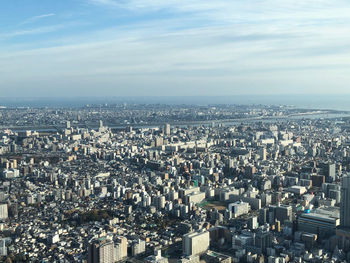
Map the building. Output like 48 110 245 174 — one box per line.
336 175 350 251
2 169 20 179
202 250 232 263
267 204 293 225
320 162 336 181
145 250 169 263
48 233 60 244
255 225 272 254
185 191 206 205
0 238 7 256
115 236 127 261
259 208 268 225
0 204 8 220
88 238 115 263
155 137 164 147
340 175 350 228
183 230 210 256
164 124 171 135
228 201 250 218
132 239 146 256
232 231 255 250
248 216 259 230
275 204 292 224
259 148 267 161
297 207 340 238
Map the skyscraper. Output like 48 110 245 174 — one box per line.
340 175 350 228
336 175 350 251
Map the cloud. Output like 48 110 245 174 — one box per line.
21 13 55 25
1 0 350 96
0 24 67 40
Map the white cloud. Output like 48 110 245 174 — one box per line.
21 13 55 25
0 25 64 40
1 0 350 95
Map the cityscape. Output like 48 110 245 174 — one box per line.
2 0 350 262
1 104 350 262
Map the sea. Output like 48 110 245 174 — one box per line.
0 94 349 111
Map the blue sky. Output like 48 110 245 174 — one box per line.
1 0 350 97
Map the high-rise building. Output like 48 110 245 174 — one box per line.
88 238 115 263
164 124 171 135
259 208 268 225
248 216 259 230
340 175 350 228
336 175 350 251
275 204 292 224
259 147 267 161
66 120 71 129
0 238 7 256
0 204 8 220
320 162 336 182
182 230 210 256
115 236 127 261
255 225 272 254
155 137 164 147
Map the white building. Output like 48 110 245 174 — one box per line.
182 230 210 256
0 204 8 220
132 239 146 256
2 169 20 179
0 238 7 256
228 201 250 218
115 236 127 262
185 191 206 205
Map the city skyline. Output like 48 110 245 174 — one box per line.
1 0 350 97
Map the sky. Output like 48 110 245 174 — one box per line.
1 0 350 97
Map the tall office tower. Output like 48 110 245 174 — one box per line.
182 230 210 256
329 163 336 181
326 163 336 182
258 208 268 225
99 120 104 128
337 175 350 251
0 204 8 220
88 238 115 263
164 123 171 135
66 121 71 129
341 175 350 228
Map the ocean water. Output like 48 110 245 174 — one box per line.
0 94 349 111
